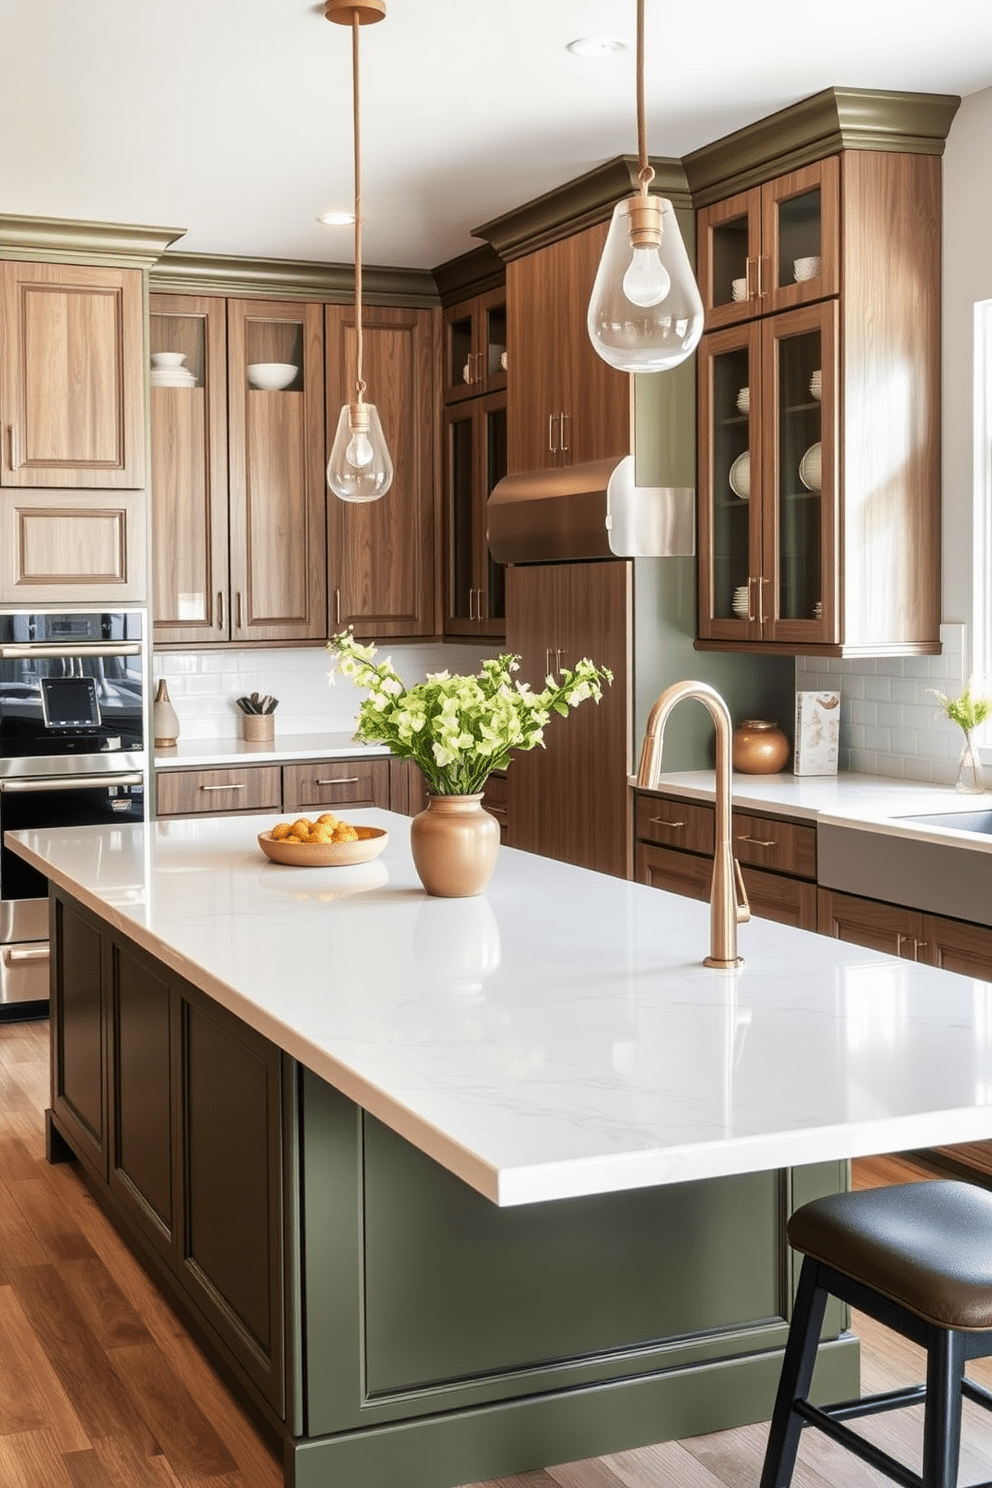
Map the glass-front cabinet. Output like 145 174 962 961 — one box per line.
697 159 839 331
442 288 507 405
443 392 506 637
698 301 837 647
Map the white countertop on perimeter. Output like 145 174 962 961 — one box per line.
11 810 992 1207
154 732 389 770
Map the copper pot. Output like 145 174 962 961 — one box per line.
732 719 790 774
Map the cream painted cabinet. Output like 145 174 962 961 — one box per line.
0 259 147 602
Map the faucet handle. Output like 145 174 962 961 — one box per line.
733 857 751 925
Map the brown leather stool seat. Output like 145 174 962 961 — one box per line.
760 1180 992 1488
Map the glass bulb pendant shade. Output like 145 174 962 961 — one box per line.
327 401 393 503
588 194 705 373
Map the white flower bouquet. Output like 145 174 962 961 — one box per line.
328 629 612 796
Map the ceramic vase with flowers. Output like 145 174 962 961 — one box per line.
328 630 612 896
929 681 990 794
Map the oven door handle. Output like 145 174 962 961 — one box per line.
0 772 145 793
0 643 143 660
2 945 50 966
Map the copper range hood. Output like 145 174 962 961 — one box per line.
487 455 694 564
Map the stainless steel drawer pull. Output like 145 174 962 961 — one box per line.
648 817 685 830
316 777 359 786
0 642 143 660
2 946 50 966
737 835 777 849
200 783 246 791
0 772 144 794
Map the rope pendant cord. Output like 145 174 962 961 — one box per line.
351 9 365 403
635 0 654 195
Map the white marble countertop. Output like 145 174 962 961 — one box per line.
154 732 389 770
10 810 992 1208
637 770 992 854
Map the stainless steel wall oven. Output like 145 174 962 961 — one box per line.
1 610 148 1017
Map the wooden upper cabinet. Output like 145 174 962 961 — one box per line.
506 222 631 474
227 298 327 643
442 286 507 404
0 259 145 489
150 294 230 644
325 303 438 639
697 158 840 331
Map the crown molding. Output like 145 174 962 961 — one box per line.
0 214 186 267
474 155 692 263
431 244 505 306
684 87 960 205
149 250 440 306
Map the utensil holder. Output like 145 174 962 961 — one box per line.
243 713 274 743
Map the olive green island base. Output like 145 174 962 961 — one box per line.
47 889 859 1488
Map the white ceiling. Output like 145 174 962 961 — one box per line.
3 0 992 272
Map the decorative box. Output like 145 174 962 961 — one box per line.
794 691 840 775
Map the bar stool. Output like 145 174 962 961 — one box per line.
760 1180 992 1488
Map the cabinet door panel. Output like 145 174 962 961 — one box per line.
740 866 817 931
1 261 145 489
228 299 326 642
922 915 992 982
697 186 762 331
559 224 631 468
150 294 229 643
0 489 146 604
635 794 714 856
816 888 921 958
761 158 840 314
507 247 562 474
326 305 437 638
51 895 107 1178
636 841 711 901
110 940 178 1263
156 767 282 818
180 994 284 1413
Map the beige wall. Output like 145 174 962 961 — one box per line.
941 84 992 664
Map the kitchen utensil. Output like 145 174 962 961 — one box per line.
246 362 298 390
258 826 388 867
729 451 751 499
799 443 822 491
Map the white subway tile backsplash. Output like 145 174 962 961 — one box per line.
153 641 501 745
797 623 970 787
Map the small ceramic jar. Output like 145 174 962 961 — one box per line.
732 719 790 774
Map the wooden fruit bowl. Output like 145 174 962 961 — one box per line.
257 826 388 867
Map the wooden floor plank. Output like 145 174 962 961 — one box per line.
0 1286 91 1452
8 1262 162 1452
0 1426 79 1488
105 1340 241 1484
0 1169 52 1267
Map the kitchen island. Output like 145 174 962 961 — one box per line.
10 809 992 1488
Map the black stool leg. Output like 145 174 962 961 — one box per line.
760 1258 829 1488
922 1327 966 1488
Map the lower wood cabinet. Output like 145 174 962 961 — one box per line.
634 791 818 931
49 892 287 1416
156 757 390 818
817 887 992 977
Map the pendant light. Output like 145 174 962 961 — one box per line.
325 0 393 502
587 0 704 373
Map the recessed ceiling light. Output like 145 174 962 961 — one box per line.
317 210 356 227
566 36 626 57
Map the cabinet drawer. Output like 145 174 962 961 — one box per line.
156 766 281 818
635 842 710 901
635 795 714 855
733 812 816 880
282 759 389 812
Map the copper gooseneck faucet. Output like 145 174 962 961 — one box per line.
636 680 751 968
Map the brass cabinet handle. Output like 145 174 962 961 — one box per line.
757 255 767 298
737 835 777 849
217 591 225 631
648 817 685 830
8 425 18 470
747 576 756 623
548 413 558 454
200 783 246 792
334 588 341 626
744 258 753 301
560 412 570 453
315 777 359 786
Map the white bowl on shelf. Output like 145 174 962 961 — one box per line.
247 362 298 390
794 256 821 282
151 351 187 369
810 369 822 401
732 583 750 618
729 451 750 500
731 276 747 302
736 386 750 414
799 442 822 492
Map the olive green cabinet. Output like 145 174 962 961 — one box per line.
49 890 286 1417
